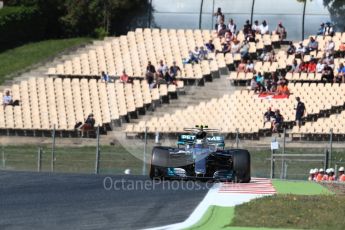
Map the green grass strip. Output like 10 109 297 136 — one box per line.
186 205 298 230
0 37 92 84
273 180 333 195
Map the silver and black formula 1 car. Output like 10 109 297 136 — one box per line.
149 126 251 182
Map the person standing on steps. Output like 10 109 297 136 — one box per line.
294 97 305 129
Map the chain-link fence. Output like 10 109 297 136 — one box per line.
1 127 345 181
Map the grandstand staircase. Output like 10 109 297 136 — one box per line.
107 72 236 138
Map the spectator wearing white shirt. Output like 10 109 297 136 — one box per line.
275 22 287 40
252 20 260 33
3 91 13 108
296 43 306 58
198 46 208 61
260 20 269 35
324 40 335 56
246 59 254 72
316 60 325 73
227 19 237 34
157 60 169 76
214 7 224 30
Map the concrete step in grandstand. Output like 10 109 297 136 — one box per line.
122 73 233 125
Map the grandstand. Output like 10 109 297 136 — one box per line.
1 28 345 140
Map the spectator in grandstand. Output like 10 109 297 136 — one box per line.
276 83 290 96
321 64 334 82
317 23 325 36
294 97 305 129
259 20 269 35
323 22 334 36
120 70 132 84
306 37 318 53
274 22 287 40
243 20 252 35
155 71 167 87
307 59 317 73
325 55 334 68
198 46 208 61
205 40 215 52
101 71 110 83
227 19 237 34
308 169 315 181
230 40 241 54
255 72 265 92
157 60 169 76
324 40 335 56
252 20 260 34
146 62 156 87
287 42 296 55
289 59 300 73
240 40 250 59
277 75 289 86
193 47 200 60
146 61 156 78
80 113 95 137
298 60 308 73
214 7 224 30
246 59 254 72
250 76 258 92
169 61 181 80
184 50 199 64
338 167 345 182
295 43 306 58
246 30 256 43
224 31 233 43
216 42 231 55
339 42 345 57
2 90 14 108
272 109 283 133
335 63 345 83
316 59 325 73
264 107 275 126
217 20 227 37
261 49 276 62
237 59 246 72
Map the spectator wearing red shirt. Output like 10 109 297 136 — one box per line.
299 60 308 73
307 60 317 73
120 70 132 83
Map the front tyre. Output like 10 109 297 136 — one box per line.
232 150 251 183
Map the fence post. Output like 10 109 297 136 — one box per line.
284 162 288 179
329 128 333 168
2 146 5 169
281 128 286 179
37 147 42 172
51 125 56 172
95 126 100 174
324 149 329 171
143 126 148 176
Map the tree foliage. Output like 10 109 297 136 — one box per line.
2 0 147 39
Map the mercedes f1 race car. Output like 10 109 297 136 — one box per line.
149 126 251 182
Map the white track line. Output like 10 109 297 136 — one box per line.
145 178 276 230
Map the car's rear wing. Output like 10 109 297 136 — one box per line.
177 134 225 147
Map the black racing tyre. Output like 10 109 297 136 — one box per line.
232 150 251 183
149 147 170 179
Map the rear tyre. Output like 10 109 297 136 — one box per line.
232 150 251 183
149 147 170 180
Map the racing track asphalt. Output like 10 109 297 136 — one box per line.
0 171 211 230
